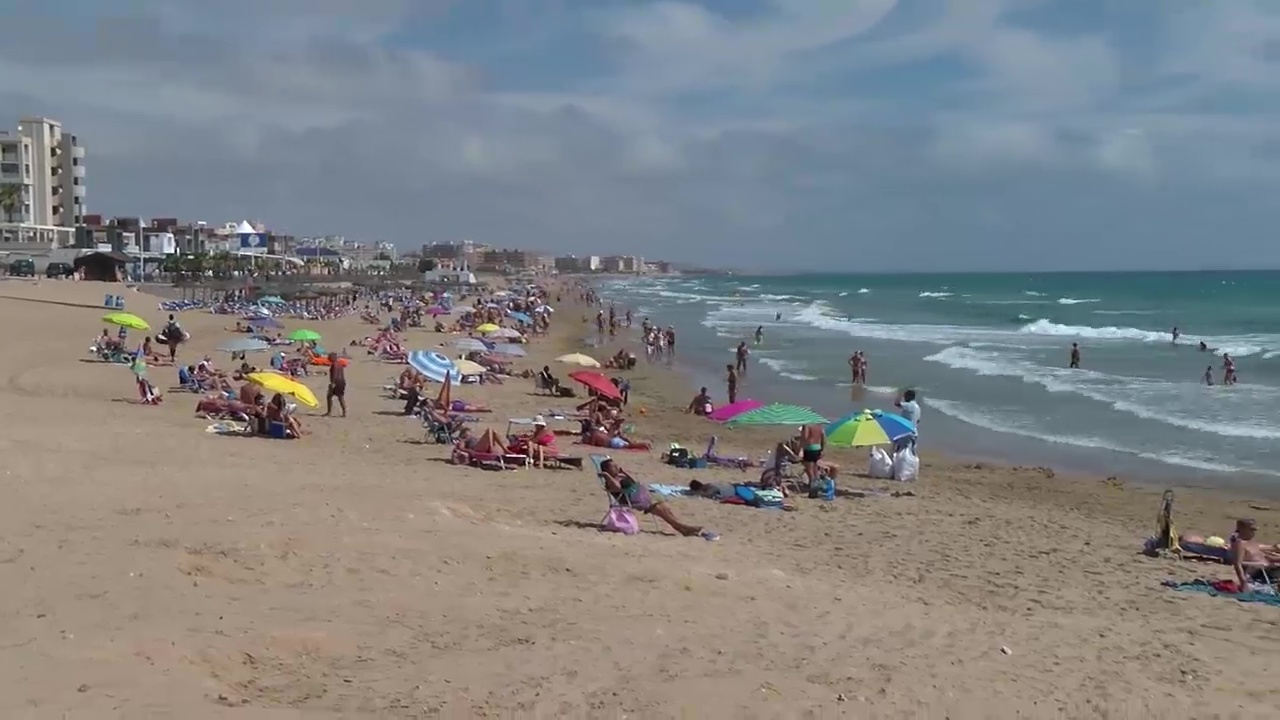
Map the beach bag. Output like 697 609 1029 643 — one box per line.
602 507 640 535
666 447 691 467
869 447 893 479
893 447 919 482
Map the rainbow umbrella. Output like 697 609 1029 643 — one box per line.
725 403 826 428
825 409 915 447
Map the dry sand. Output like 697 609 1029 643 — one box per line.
1 277 1279 719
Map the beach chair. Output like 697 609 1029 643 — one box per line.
136 377 163 405
590 454 658 532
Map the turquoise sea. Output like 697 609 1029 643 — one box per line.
602 271 1280 482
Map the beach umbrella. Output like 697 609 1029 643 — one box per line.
287 328 322 342
484 327 521 339
509 311 533 325
408 350 457 383
103 311 150 331
250 317 284 329
568 370 622 401
725 403 827 428
246 371 319 408
259 295 286 305
475 323 501 334
451 337 491 353
426 305 449 316
556 352 601 368
487 344 527 357
218 338 270 353
707 399 764 423
825 410 915 447
454 359 487 377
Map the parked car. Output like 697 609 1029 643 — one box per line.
45 261 73 278
7 259 35 277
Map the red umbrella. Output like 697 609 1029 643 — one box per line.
568 370 622 401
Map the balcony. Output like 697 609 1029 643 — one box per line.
50 145 61 158
73 165 85 178
73 184 85 197
73 146 85 159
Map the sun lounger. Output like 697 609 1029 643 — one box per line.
591 454 659 531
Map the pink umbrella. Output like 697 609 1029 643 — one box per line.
427 306 449 316
708 399 763 422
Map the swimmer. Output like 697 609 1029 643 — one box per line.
1068 342 1081 369
1203 366 1213 386
775 311 782 322
754 325 763 345
1171 326 1179 344
1198 341 1208 352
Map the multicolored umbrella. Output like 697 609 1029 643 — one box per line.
568 370 622 401
725 403 827 428
103 311 150 331
825 410 915 447
707 399 763 423
408 350 456 383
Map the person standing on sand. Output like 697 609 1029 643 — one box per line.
726 365 738 404
735 341 749 375
1069 343 1081 369
799 423 825 489
324 352 347 417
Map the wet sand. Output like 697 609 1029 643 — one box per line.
1 277 1278 718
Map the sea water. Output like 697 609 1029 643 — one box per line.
601 271 1280 483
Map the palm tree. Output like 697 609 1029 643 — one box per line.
0 184 22 223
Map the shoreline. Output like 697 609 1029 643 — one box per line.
595 274 1278 491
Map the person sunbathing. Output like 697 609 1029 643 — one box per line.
599 458 703 537
266 393 304 438
510 416 558 467
584 427 649 450
453 428 508 464
140 336 164 363
1230 519 1280 589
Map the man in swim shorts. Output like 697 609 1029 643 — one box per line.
325 352 347 417
799 423 825 489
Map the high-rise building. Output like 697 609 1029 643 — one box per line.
0 116 85 227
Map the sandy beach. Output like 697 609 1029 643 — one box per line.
1 276 1279 719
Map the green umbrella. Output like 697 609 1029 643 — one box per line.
725 403 827 428
287 329 322 342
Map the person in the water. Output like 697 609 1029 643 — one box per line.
754 326 763 345
1171 326 1180 344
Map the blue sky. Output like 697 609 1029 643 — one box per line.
2 0 1278 270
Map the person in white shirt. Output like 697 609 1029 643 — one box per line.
895 389 921 449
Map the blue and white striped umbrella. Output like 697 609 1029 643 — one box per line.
451 338 490 352
408 350 457 383
487 343 527 357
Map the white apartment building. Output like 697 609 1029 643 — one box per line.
0 116 86 227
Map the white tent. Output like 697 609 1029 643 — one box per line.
234 220 256 234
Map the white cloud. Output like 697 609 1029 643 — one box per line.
0 0 1277 268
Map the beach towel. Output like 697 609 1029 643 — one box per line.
1163 579 1280 606
205 421 250 436
647 484 689 497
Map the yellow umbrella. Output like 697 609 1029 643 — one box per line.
475 323 500 334
454 359 487 376
246 372 319 408
556 352 601 368
103 312 150 331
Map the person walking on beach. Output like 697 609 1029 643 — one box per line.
735 341 749 375
1069 343 1081 369
324 352 347 417
726 365 738 404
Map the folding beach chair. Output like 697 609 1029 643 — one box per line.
590 454 659 532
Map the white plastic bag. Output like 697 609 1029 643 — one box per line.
868 447 894 479
892 446 919 482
